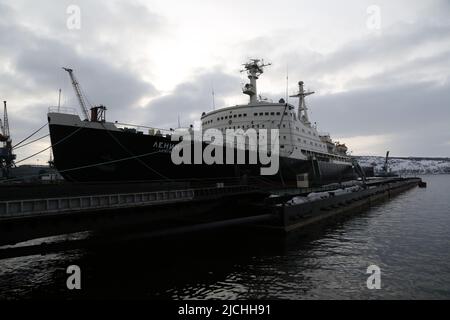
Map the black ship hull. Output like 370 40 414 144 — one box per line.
48 122 355 186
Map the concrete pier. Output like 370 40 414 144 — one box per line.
0 177 423 257
265 177 422 233
0 184 263 246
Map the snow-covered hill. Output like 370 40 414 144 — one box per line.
356 156 450 175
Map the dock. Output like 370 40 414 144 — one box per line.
264 177 422 233
0 177 423 258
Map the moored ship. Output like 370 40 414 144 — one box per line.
48 60 356 186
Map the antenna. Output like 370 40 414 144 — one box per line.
57 88 61 111
211 82 216 111
240 58 272 104
285 64 289 105
290 81 315 125
177 114 181 128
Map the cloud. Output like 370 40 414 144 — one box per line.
309 80 450 156
257 20 450 93
133 69 241 129
0 0 163 162
334 134 393 156
234 6 450 156
1 0 449 164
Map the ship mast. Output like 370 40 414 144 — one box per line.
241 59 271 104
290 81 314 126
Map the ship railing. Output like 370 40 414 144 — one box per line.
114 122 176 137
48 106 79 115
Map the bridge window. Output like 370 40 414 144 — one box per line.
276 112 280 115
254 113 258 116
265 112 269 116
259 112 263 116
270 112 274 115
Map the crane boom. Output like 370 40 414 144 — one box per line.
383 151 390 173
62 67 90 120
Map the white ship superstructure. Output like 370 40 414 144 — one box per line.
201 59 350 164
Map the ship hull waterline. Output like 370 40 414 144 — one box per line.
48 123 356 187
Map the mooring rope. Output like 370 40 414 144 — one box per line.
100 122 173 181
12 123 48 149
13 134 50 150
14 125 84 165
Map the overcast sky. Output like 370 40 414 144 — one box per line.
0 0 449 164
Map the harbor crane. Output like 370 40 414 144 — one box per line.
0 101 16 178
376 150 397 177
62 67 91 121
62 67 107 122
383 151 390 173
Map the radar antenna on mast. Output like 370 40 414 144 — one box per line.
240 59 271 104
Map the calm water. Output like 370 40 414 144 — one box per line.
1 174 450 300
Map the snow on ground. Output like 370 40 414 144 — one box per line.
356 156 450 175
